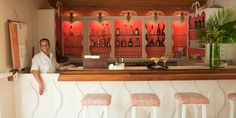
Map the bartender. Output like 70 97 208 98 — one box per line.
31 38 74 95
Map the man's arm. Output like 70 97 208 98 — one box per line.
31 70 44 95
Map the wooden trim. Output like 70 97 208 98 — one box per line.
59 69 236 81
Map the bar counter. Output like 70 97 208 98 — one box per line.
59 66 236 81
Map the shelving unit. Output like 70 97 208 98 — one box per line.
89 21 112 58
188 12 206 61
62 21 83 59
114 20 142 58
145 21 166 57
59 15 190 61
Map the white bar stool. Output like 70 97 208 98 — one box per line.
228 93 236 118
175 92 209 118
81 93 111 118
130 93 160 118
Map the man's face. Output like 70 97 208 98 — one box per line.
40 40 50 54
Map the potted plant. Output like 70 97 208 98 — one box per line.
200 8 236 68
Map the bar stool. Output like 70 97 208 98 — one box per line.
228 93 236 118
175 92 209 118
81 93 112 118
130 93 160 118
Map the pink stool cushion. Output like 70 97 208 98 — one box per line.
131 93 160 106
228 93 236 101
175 92 209 104
81 93 112 106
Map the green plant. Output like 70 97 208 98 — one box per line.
200 8 236 44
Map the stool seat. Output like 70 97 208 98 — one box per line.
131 93 160 106
228 93 236 101
175 92 209 104
82 93 111 106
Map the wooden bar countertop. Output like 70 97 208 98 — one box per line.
58 66 236 81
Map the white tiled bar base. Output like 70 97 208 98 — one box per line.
15 74 236 118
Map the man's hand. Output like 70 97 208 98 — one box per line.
39 83 45 95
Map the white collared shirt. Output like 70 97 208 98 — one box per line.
31 51 59 73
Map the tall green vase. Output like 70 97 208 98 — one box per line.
209 43 220 68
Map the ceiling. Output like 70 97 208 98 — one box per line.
48 0 207 16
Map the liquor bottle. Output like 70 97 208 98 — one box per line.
161 37 165 46
101 36 105 47
128 38 133 47
124 24 128 35
101 23 105 35
70 25 73 36
150 38 154 47
116 39 120 47
150 25 154 35
121 39 126 47
91 41 95 47
157 23 161 36
116 28 120 36
135 38 140 47
130 25 134 36
135 28 139 35
107 37 110 47
97 37 100 47
194 18 198 29
202 16 205 28
198 20 202 29
156 37 160 46
162 24 165 36
145 34 148 41
105 23 110 35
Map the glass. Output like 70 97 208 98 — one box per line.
151 57 160 67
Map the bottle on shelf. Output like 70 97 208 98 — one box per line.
135 28 139 35
157 23 161 36
202 16 205 28
121 39 126 47
116 28 120 36
105 23 110 35
150 25 154 35
130 25 134 36
194 19 198 29
124 24 128 35
128 38 133 47
135 37 140 47
145 33 148 41
156 37 160 47
107 37 110 47
150 38 154 47
101 23 105 35
116 38 120 47
161 37 165 46
101 36 105 47
162 24 165 36
97 37 100 47
70 25 73 36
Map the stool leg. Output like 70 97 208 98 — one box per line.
202 104 207 118
194 105 198 118
131 107 136 118
230 100 234 118
104 106 109 118
181 104 187 118
83 106 88 118
152 107 158 118
176 101 180 118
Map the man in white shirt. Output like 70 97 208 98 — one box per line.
31 38 74 95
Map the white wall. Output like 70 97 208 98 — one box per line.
207 0 236 12
0 79 16 118
0 0 51 73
